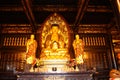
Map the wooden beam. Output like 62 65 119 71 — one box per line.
0 5 77 12
21 0 37 33
110 0 120 30
0 5 112 12
0 6 23 11
33 5 77 12
87 5 112 12
74 0 90 29
79 24 108 28
0 24 31 27
0 24 108 28
74 0 85 25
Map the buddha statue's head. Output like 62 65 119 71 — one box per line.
75 34 80 40
30 34 35 40
51 24 59 34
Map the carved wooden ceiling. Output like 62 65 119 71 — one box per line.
0 0 120 51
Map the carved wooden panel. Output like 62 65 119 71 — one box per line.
1 34 29 47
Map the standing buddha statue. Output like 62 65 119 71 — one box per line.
73 34 84 64
26 34 37 66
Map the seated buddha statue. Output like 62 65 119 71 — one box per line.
40 24 70 60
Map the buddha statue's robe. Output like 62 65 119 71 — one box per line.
45 34 65 49
40 47 70 60
40 34 70 60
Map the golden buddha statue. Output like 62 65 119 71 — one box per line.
73 34 84 64
26 34 37 66
40 24 70 60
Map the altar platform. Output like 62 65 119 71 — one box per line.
16 71 93 80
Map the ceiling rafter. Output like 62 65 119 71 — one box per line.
74 0 85 25
21 0 37 33
74 0 90 28
109 0 120 30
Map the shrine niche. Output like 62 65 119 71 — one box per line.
39 13 71 61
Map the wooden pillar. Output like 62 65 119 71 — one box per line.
108 32 118 69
